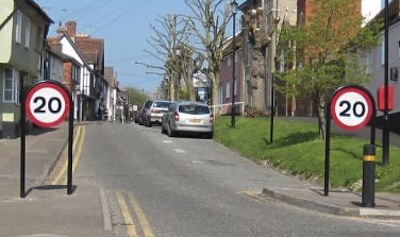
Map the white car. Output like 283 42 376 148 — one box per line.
161 101 214 139
142 100 171 127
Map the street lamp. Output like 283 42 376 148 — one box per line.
75 84 81 123
231 0 238 128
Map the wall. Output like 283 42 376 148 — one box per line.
363 22 400 115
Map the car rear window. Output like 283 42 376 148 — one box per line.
179 104 210 114
153 101 171 108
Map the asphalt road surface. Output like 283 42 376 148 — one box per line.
73 122 400 237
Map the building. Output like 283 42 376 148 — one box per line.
47 20 105 121
104 67 117 121
0 0 52 138
219 33 245 115
359 0 400 132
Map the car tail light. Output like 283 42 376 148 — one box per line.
174 112 179 121
209 114 214 123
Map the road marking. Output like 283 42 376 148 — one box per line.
116 192 138 237
238 190 272 203
127 193 155 237
72 126 85 173
162 140 173 143
51 125 85 185
174 148 186 154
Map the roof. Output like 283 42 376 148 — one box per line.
373 0 400 23
47 34 95 74
26 0 53 24
104 67 116 86
75 37 104 70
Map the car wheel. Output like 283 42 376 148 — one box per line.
167 123 176 137
206 132 213 139
161 124 166 134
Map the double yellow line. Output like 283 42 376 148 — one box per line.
116 191 155 237
51 125 86 185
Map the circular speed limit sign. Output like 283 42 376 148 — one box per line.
25 81 70 128
330 86 374 131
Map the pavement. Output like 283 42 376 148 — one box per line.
261 117 400 218
0 118 400 236
0 122 112 237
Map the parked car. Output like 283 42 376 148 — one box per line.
161 101 214 139
137 100 153 125
142 100 171 127
134 105 142 123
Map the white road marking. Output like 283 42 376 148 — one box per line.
174 148 186 153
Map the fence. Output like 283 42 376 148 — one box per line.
209 102 245 118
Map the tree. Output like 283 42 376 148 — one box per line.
126 87 148 107
175 43 204 101
242 5 271 112
276 0 381 139
148 14 190 101
184 0 231 105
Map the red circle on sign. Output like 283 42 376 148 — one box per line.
25 82 70 128
330 86 373 131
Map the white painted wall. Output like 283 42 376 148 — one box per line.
59 36 91 96
362 0 382 24
360 21 400 115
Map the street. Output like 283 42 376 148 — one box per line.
67 122 400 237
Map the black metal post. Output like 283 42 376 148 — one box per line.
270 74 274 143
362 144 376 207
77 94 81 123
67 95 74 195
20 76 26 198
230 1 237 128
325 109 331 196
383 0 389 166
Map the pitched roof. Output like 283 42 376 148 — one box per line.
75 36 104 70
47 34 94 73
104 67 116 86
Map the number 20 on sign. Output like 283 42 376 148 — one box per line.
330 86 374 131
25 81 70 128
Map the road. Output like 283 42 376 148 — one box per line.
72 122 400 237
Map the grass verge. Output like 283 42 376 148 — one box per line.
213 116 400 193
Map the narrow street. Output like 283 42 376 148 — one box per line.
72 122 400 237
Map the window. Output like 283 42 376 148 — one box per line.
24 19 31 48
398 41 400 58
3 69 19 103
15 11 22 44
226 82 230 99
234 80 237 96
391 67 398 81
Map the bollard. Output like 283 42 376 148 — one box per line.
362 144 376 207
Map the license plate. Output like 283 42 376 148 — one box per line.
188 119 202 124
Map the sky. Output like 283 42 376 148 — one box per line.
34 0 197 93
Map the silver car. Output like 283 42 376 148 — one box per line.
143 100 171 127
161 101 214 139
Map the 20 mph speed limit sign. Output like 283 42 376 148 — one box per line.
329 85 374 131
25 81 71 128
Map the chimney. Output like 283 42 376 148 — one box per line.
65 20 77 40
56 21 66 36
